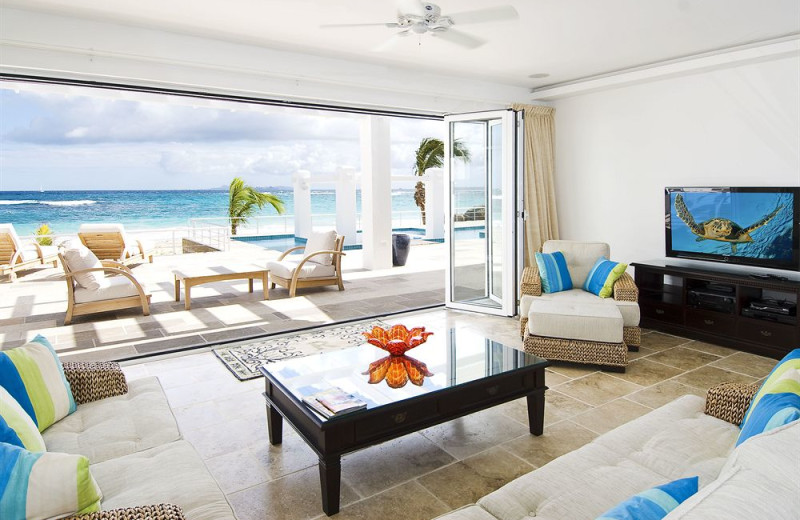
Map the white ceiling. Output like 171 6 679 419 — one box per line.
2 0 799 89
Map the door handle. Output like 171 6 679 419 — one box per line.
703 319 714 325
655 309 665 315
760 330 772 337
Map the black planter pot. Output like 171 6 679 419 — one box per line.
392 233 411 266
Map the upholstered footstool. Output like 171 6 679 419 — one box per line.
524 300 628 371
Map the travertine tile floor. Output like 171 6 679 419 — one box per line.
0 241 445 362
120 308 776 520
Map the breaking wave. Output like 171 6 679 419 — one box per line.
0 199 97 206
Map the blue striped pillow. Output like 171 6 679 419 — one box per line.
0 335 76 432
583 257 628 298
597 476 699 520
0 387 46 452
0 441 102 518
737 348 800 446
535 251 573 293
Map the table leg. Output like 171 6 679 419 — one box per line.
184 282 192 311
248 277 254 293
526 390 545 436
266 404 283 445
319 455 341 516
262 272 269 300
174 278 180 302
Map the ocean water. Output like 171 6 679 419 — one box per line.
1 189 486 237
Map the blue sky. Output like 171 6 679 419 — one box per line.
0 84 445 191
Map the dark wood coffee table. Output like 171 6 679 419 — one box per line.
260 328 548 516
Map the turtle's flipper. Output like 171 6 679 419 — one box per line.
743 205 784 234
675 194 705 236
695 237 706 242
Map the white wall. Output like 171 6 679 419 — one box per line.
553 55 800 271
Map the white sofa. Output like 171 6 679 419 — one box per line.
433 383 799 520
49 361 236 520
520 240 641 370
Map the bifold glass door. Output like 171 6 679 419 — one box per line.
444 110 522 316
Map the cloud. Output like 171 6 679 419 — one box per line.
3 91 361 145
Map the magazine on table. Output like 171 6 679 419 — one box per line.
302 387 367 417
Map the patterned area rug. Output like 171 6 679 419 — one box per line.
214 319 388 380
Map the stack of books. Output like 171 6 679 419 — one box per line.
303 387 367 419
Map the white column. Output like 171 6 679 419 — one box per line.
292 170 312 239
336 167 358 246
360 116 393 270
423 167 445 240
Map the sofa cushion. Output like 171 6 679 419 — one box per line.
665 420 800 519
583 257 628 298
0 335 77 432
42 377 181 464
475 395 737 520
535 251 573 293
542 240 610 287
303 230 337 265
90 440 237 520
0 441 102 518
528 300 623 343
737 348 800 446
0 386 46 451
597 476 698 520
268 258 336 280
73 274 140 304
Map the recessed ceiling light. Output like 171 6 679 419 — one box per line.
528 73 550 79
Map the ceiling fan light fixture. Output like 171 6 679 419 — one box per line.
411 22 428 34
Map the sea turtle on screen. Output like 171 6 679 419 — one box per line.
674 193 784 254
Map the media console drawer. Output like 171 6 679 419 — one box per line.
640 302 682 322
738 318 797 351
685 309 735 333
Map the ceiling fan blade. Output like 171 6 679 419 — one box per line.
372 31 410 52
433 28 486 49
448 5 519 25
320 22 398 29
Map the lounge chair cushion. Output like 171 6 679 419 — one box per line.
521 290 640 328
63 246 104 291
90 440 237 520
0 222 24 250
303 230 337 265
268 258 336 280
73 274 140 303
43 377 181 464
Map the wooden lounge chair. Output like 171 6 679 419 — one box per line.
59 247 151 325
0 223 59 281
267 231 346 297
78 223 154 265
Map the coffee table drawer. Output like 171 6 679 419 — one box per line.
439 374 526 415
354 401 439 442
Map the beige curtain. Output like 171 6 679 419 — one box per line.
512 103 559 266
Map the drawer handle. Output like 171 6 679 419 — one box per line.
704 319 714 325
760 330 772 337
486 385 499 396
655 309 665 315
393 412 407 424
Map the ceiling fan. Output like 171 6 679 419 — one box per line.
320 1 519 50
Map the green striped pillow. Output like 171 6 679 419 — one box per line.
0 335 77 432
0 441 102 518
0 386 46 451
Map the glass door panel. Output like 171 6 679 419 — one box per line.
445 110 519 316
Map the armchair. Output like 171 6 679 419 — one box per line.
520 240 640 370
60 247 151 325
267 231 346 297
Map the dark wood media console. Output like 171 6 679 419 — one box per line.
632 261 799 359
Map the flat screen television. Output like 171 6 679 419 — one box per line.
665 186 800 272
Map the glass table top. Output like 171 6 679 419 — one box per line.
260 328 547 419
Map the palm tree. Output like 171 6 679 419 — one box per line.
413 137 471 224
228 177 285 235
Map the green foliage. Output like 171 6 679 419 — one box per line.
228 177 285 235
413 137 471 224
34 223 53 246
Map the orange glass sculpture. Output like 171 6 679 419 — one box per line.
362 325 433 356
363 355 433 388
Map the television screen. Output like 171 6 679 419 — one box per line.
665 187 800 271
